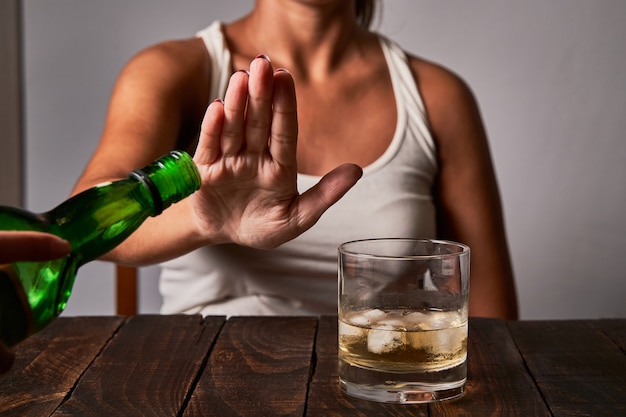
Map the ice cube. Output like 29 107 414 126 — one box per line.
377 317 407 328
409 313 467 353
404 311 429 330
418 310 460 331
338 320 365 342
367 326 406 354
376 311 407 330
348 308 387 327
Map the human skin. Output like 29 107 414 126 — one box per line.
0 231 70 263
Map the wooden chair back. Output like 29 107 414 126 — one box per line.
116 265 137 316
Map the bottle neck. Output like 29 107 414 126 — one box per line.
130 169 165 216
131 151 201 216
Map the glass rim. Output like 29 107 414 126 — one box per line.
338 238 470 260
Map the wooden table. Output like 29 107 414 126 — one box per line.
1 316 625 416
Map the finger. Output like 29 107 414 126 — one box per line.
195 99 225 165
293 163 363 231
0 231 71 263
269 68 298 167
245 55 274 153
221 70 249 155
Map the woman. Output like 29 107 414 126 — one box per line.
72 0 518 319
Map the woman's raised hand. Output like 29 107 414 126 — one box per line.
191 55 362 248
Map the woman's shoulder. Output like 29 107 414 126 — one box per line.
122 37 209 86
404 53 482 136
406 54 476 107
110 37 211 151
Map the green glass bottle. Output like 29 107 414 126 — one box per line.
0 151 201 346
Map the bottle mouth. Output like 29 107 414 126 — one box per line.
170 151 202 191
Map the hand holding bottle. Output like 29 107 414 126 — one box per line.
0 231 70 374
190 56 362 249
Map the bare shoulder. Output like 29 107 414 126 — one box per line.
81 37 210 184
406 54 484 143
119 37 209 92
407 54 477 109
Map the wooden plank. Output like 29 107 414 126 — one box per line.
509 320 626 417
183 316 317 417
0 316 124 417
431 318 551 417
51 315 224 416
600 318 626 353
306 316 428 417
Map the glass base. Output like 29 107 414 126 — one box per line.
340 378 466 404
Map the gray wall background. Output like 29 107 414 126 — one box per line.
22 1 626 319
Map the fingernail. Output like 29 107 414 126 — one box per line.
236 69 250 75
255 54 271 62
213 98 224 104
275 68 290 74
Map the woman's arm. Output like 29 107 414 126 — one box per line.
71 39 210 264
412 57 519 320
73 39 209 189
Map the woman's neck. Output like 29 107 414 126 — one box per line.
225 0 371 81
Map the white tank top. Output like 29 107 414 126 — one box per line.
159 21 438 316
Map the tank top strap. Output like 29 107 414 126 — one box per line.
378 35 437 169
196 21 231 100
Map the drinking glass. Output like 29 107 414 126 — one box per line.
338 238 470 403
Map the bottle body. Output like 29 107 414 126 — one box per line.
0 151 200 346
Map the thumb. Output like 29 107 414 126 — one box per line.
295 163 362 231
0 231 71 263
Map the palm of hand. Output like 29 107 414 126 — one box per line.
190 57 362 249
193 148 301 249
